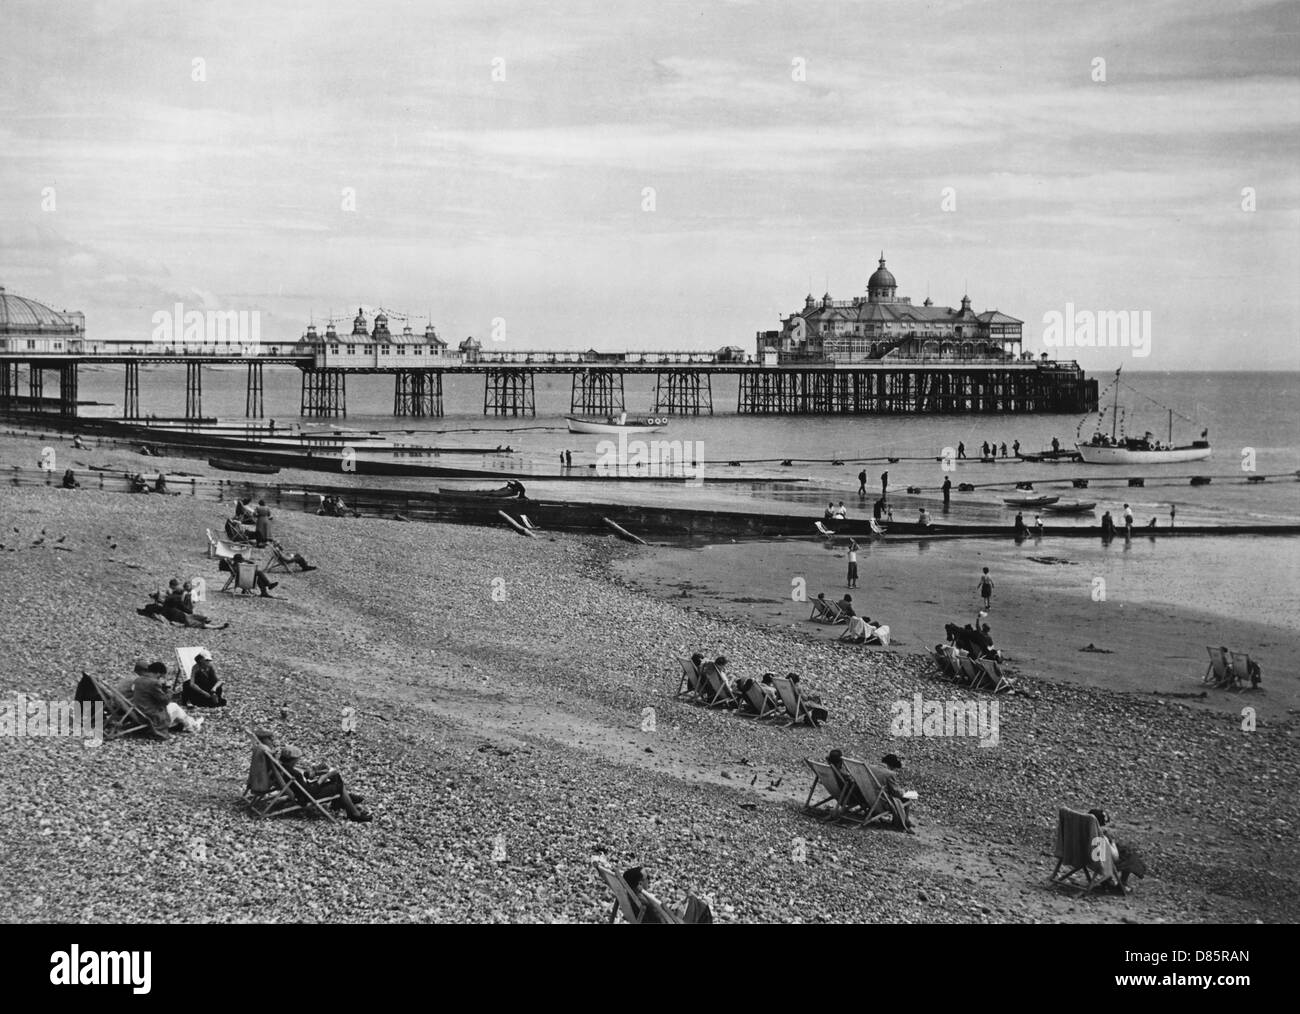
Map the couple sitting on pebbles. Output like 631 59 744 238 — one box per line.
138 578 230 628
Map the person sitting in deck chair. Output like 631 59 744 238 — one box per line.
788 673 829 724
182 650 226 707
271 541 317 571
839 614 869 643
154 472 173 494
698 656 738 708
838 594 856 619
618 867 712 924
129 473 150 494
225 517 254 543
872 754 917 832
227 554 279 597
234 498 257 524
1088 808 1146 892
826 748 868 810
276 742 372 822
124 661 203 737
61 469 80 489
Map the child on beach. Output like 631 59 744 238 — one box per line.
978 567 994 609
847 540 859 588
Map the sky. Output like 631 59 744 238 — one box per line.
1 0 1298 370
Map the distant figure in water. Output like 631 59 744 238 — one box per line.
1169 504 1176 528
1013 512 1027 537
873 498 885 521
941 477 951 509
1034 513 1043 537
1101 510 1115 540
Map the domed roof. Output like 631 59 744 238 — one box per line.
868 255 895 291
0 286 81 330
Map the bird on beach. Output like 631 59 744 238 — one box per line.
56 535 66 543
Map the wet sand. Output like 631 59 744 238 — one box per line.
616 535 1300 720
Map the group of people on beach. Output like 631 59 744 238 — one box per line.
953 439 1021 459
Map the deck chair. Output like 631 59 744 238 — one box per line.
841 757 910 829
809 598 844 624
594 861 648 924
865 623 891 646
932 645 960 679
803 759 858 823
174 645 207 695
208 528 251 561
241 730 339 821
738 679 780 719
697 662 736 709
263 543 297 574
1050 806 1119 893
955 653 981 687
869 519 887 536
640 891 685 925
771 676 819 727
972 657 1013 693
1229 651 1256 691
675 658 701 698
814 521 836 538
221 559 258 594
520 514 541 531
76 672 152 740
1203 646 1233 687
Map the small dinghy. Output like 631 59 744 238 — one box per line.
1042 501 1097 514
1003 495 1061 508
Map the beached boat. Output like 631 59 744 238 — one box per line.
437 483 526 501
208 457 281 475
566 414 664 435
1042 501 1097 514
1076 368 1211 464
1016 449 1082 463
1003 495 1061 508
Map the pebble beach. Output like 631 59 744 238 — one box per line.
1 432 1297 924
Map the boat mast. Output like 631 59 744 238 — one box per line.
1110 368 1120 441
1168 408 1173 445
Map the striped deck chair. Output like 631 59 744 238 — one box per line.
973 657 1013 693
803 758 857 823
697 662 736 709
841 757 910 830
174 646 207 696
869 519 887 537
221 560 258 595
809 598 845 624
814 521 836 538
77 672 152 740
241 730 339 821
737 679 780 719
772 676 820 727
520 514 541 531
675 658 701 699
1050 807 1119 893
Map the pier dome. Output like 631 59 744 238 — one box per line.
0 286 83 332
867 255 896 302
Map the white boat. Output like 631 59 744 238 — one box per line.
565 414 664 435
1074 367 1211 465
1075 442 1211 464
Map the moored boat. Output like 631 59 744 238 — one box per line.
565 413 665 435
1003 495 1061 508
437 482 527 500
1075 367 1211 464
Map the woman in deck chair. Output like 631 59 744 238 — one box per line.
787 673 828 724
271 541 318 571
277 743 373 823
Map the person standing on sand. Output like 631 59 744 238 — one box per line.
255 500 272 547
847 539 859 589
1012 439 1020 456
957 441 966 459
941 476 951 509
857 469 867 496
978 567 994 609
566 449 573 468
880 470 889 502
1034 513 1043 537
1123 503 1134 538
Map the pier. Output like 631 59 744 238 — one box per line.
0 350 1097 421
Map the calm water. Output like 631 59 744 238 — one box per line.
70 367 1300 521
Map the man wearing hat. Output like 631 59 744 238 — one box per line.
277 743 372 823
182 650 226 708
